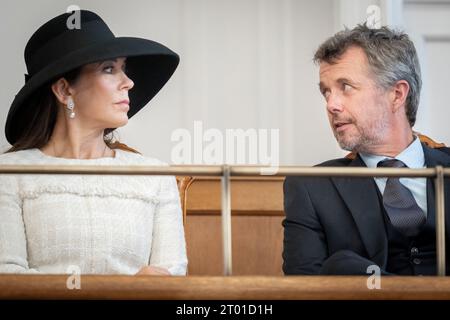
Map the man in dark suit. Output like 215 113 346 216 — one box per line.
283 24 450 275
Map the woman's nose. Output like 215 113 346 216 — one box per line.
121 72 134 91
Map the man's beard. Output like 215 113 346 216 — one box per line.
334 118 388 153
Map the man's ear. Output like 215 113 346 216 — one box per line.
390 80 410 113
51 78 74 105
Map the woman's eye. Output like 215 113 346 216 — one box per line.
103 66 114 73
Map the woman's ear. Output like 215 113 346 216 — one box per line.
51 78 73 105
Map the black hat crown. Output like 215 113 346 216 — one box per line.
25 11 114 79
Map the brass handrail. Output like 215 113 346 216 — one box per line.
0 164 448 177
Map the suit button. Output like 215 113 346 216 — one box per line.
413 258 421 265
411 247 419 254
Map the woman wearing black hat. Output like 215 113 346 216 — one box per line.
0 10 187 275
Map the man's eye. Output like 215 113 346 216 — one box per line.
322 90 330 99
343 83 352 91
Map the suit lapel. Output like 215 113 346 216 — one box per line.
331 155 388 268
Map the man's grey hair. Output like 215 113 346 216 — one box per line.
314 23 422 127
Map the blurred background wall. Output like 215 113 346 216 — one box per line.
1 0 449 165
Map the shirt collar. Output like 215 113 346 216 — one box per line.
359 136 425 169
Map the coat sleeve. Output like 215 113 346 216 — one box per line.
282 176 329 275
0 174 40 273
148 175 188 275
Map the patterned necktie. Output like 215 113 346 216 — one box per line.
377 159 426 237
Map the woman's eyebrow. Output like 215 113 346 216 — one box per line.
97 59 117 66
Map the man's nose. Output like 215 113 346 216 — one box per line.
326 92 344 114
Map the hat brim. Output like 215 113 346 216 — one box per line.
6 37 179 145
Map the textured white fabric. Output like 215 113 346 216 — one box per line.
0 148 187 275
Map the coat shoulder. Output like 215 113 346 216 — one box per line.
435 146 450 157
284 156 352 188
315 157 353 167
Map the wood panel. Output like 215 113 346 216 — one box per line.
184 177 284 275
186 177 284 214
185 215 284 275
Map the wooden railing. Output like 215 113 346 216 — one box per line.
1 275 450 300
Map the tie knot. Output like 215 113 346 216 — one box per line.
377 158 407 168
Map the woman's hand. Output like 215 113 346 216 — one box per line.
135 266 171 276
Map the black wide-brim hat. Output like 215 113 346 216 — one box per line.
5 10 179 145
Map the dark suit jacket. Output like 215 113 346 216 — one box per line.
283 143 450 275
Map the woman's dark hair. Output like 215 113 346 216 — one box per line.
5 68 117 153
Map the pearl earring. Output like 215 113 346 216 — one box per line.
67 97 75 119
